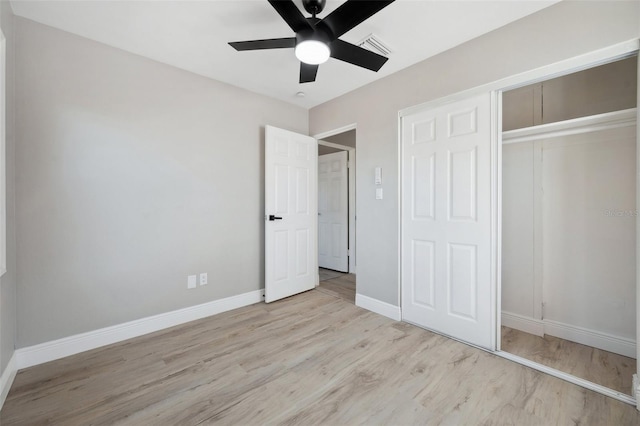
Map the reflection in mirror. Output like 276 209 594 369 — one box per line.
500 56 638 396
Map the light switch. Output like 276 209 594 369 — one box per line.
187 275 197 289
375 167 382 185
376 188 383 200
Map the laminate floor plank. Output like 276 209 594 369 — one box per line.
2 290 638 425
318 268 346 282
317 273 356 303
501 326 636 395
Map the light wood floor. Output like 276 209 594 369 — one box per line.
317 272 355 303
3 291 639 425
501 326 636 396
318 267 346 282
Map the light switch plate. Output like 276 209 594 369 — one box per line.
188 275 197 289
375 167 382 185
376 188 383 200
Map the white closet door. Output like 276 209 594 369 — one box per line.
318 151 349 272
401 93 494 349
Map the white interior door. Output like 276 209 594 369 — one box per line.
265 125 317 303
318 151 349 272
401 92 494 349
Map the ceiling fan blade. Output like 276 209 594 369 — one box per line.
321 0 395 39
330 39 388 72
229 38 296 51
268 0 312 33
300 63 319 83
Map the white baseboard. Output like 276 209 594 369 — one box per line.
502 311 544 336
0 353 17 411
501 312 636 359
355 293 401 321
16 289 265 370
544 319 636 359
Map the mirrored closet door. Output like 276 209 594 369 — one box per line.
500 56 638 396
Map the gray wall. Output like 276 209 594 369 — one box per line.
318 145 342 156
323 129 356 148
0 0 16 374
309 1 640 306
319 129 356 155
15 18 308 347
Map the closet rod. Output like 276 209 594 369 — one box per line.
502 108 636 145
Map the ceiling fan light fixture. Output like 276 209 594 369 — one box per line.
295 40 330 65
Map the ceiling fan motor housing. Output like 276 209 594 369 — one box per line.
302 0 326 16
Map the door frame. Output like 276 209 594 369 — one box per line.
314 125 357 275
317 146 350 272
398 38 640 405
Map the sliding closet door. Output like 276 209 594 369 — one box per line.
401 93 494 349
541 125 636 356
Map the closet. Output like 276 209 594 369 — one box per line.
501 56 638 395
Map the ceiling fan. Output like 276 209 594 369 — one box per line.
228 0 395 83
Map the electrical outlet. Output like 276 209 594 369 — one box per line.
200 273 208 286
187 275 197 289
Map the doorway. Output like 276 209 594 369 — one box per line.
316 128 356 304
499 56 638 396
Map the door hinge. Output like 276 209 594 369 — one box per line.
347 249 351 256
347 161 351 169
541 302 545 320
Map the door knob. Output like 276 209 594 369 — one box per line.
268 215 283 221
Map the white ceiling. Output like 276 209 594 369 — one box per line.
10 0 558 109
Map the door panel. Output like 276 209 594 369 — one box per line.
448 147 477 221
412 155 435 220
265 126 317 303
401 93 493 349
318 151 349 272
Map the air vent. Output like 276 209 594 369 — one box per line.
357 33 392 57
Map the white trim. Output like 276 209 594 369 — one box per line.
633 374 639 402
15 289 265 370
356 293 401 321
347 149 356 274
544 319 636 359
490 90 499 350
317 140 350 151
0 353 17 410
496 351 635 405
502 311 544 337
399 39 639 118
532 140 544 321
313 123 356 141
502 108 637 144
397 111 403 320
495 93 503 351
